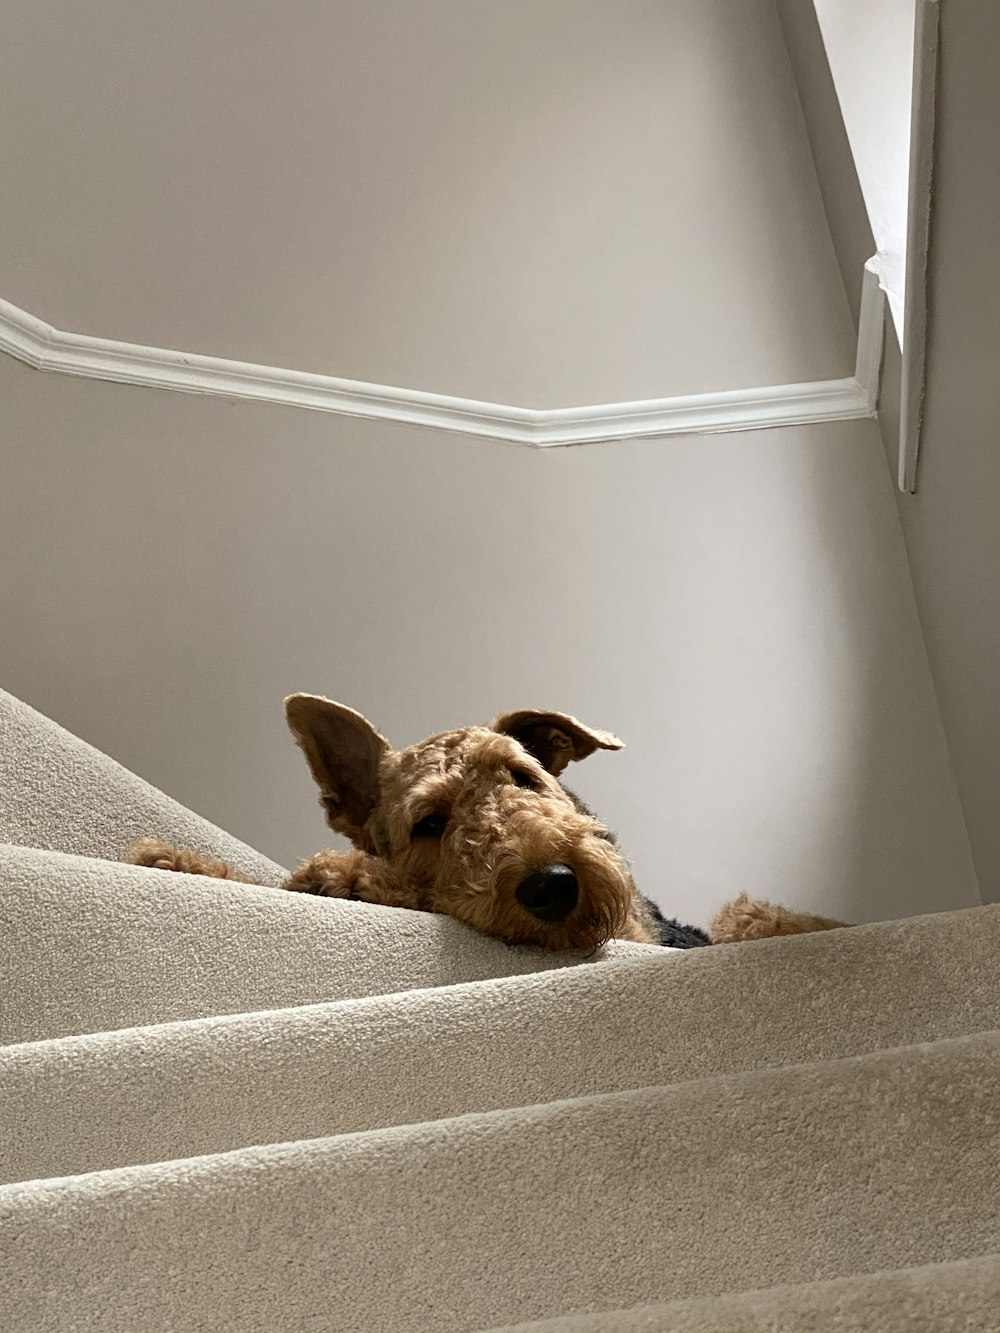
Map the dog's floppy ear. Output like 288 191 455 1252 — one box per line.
491 709 623 776
285 694 390 841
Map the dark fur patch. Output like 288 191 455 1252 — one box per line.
640 895 711 949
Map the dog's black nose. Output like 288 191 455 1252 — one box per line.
515 864 579 922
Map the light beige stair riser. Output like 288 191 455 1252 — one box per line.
4 900 1000 1183
0 845 657 1045
2 1032 999 1333
481 1253 1000 1332
0 688 285 884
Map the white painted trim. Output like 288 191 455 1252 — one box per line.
0 269 885 447
898 0 939 493
855 257 887 411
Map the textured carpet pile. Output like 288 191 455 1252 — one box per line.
1 686 998 1331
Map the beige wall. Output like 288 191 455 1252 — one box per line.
886 2 1000 904
0 0 853 407
787 0 1000 906
0 355 978 927
0 0 980 928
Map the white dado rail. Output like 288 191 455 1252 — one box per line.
0 262 885 448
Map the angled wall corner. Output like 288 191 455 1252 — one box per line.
780 0 937 494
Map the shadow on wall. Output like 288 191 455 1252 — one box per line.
773 431 977 920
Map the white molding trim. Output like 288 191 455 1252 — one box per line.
898 0 939 493
855 257 887 410
0 268 885 447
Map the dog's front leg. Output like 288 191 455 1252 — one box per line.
125 838 256 883
283 849 419 910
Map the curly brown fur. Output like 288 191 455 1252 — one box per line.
283 847 420 908
127 698 850 951
126 837 256 882
709 892 850 944
285 711 655 951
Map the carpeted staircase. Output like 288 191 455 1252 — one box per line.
1 687 998 1331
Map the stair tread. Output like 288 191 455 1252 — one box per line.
4 892 1000 1182
0 843 658 1045
3 1028 999 1332
480 1252 1000 1332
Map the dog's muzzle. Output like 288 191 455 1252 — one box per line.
515 864 579 922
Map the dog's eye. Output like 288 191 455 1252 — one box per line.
411 812 448 840
510 769 540 791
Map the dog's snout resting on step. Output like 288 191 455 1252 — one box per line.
127 695 849 950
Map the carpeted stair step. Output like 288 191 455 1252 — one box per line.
4 688 997 1330
0 844 655 1045
481 1252 1000 1332
0 687 285 884
2 1028 999 1332
3 896 1000 1182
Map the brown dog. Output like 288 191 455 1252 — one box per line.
128 695 848 951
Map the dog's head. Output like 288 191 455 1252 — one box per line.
285 695 637 950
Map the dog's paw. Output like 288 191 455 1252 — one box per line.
125 837 179 870
709 892 850 943
284 850 417 909
124 838 244 881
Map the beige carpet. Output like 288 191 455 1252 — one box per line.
0 686 284 885
1 686 997 1331
484 1255 1000 1331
